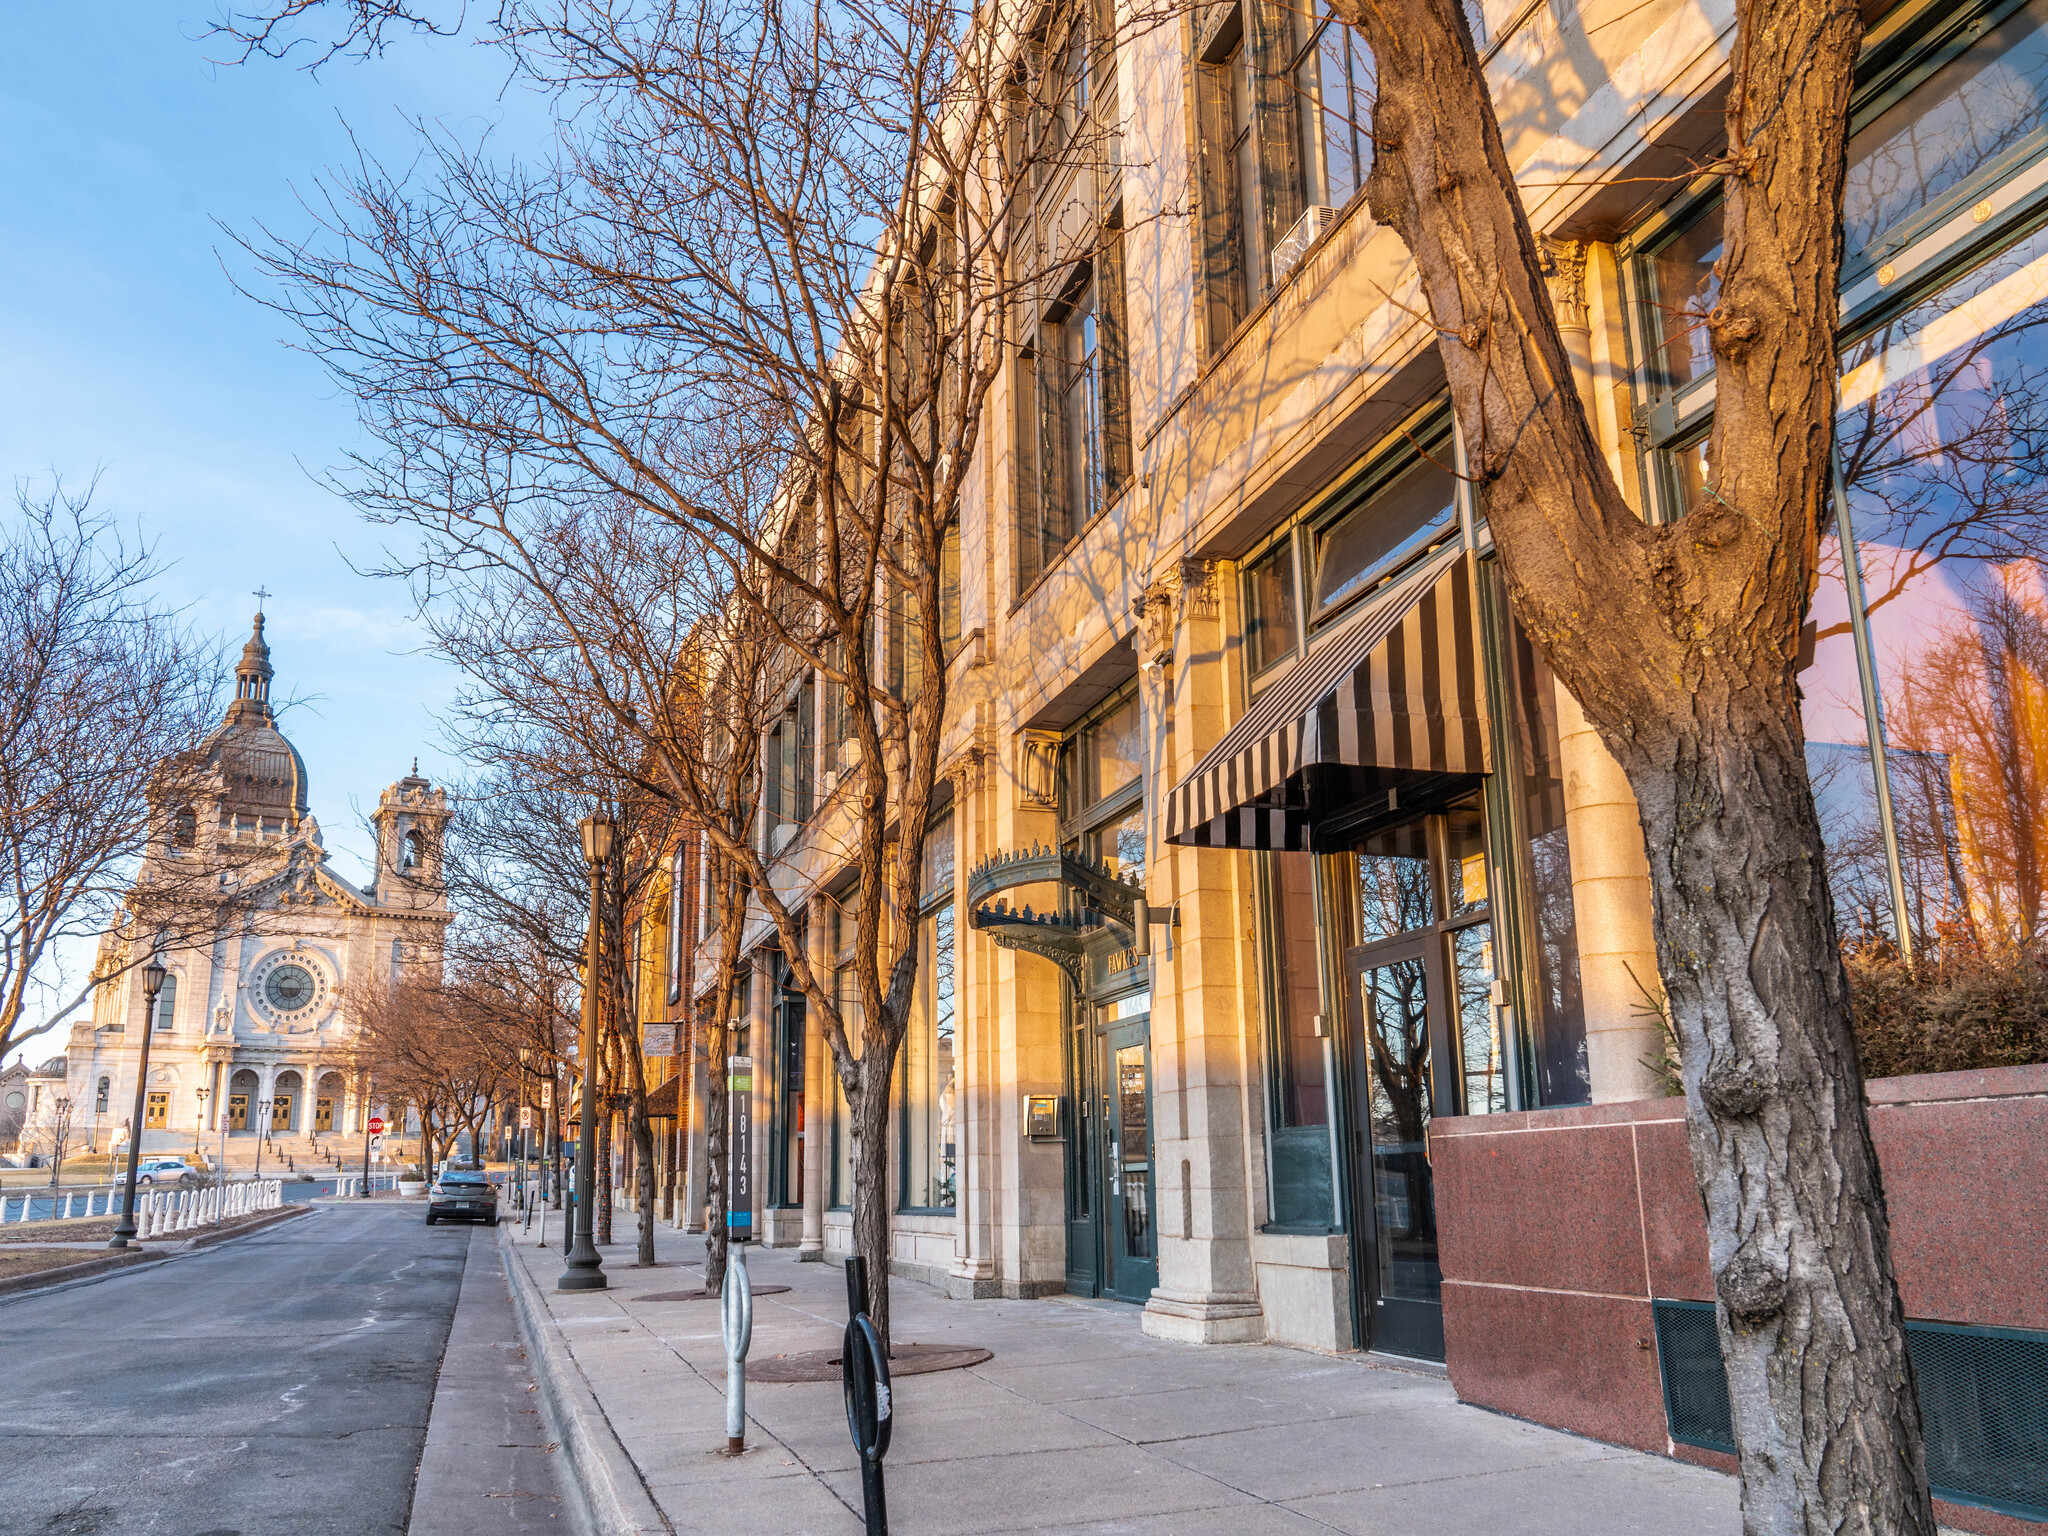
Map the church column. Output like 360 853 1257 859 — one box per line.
1142 563 1264 1344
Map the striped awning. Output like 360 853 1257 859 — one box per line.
1163 542 1489 851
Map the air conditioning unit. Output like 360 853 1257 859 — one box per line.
1271 205 1337 286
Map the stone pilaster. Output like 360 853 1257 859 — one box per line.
944 738 1000 1296
1554 680 1666 1102
800 898 830 1260
1142 561 1264 1344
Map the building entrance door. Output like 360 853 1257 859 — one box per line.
1339 794 1500 1361
1098 1009 1158 1304
271 1096 293 1133
314 1097 334 1132
228 1094 249 1131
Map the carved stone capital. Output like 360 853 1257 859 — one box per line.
1540 235 1590 334
1015 729 1060 809
1178 559 1221 620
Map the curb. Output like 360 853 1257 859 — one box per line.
0 1247 158 1296
499 1231 672 1536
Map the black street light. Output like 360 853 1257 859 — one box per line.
359 1070 376 1198
559 813 614 1292
109 953 168 1249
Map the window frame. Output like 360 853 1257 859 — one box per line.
1620 0 2048 522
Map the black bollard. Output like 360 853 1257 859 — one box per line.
841 1257 892 1536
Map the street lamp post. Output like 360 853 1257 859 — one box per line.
254 1100 271 1179
194 1088 208 1157
359 1072 375 1198
109 955 168 1250
559 814 614 1292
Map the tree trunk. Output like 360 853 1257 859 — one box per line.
1314 0 1936 1528
632 1096 656 1266
1630 711 1931 1534
849 1059 894 1354
703 1022 729 1294
550 1101 564 1209
596 1101 613 1246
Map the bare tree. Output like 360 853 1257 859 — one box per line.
231 0 1159 1346
1320 0 1930 1526
0 481 232 1067
35 1091 76 1184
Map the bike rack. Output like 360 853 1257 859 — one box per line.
842 1256 893 1535
722 1247 755 1454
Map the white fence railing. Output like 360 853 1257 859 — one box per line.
1 1179 283 1232
335 1174 402 1197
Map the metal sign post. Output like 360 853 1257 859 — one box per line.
842 1256 892 1536
727 1055 753 1244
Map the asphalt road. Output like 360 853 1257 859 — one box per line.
0 1201 550 1536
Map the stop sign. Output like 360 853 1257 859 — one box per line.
367 1116 386 1134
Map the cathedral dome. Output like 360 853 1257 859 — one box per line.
204 611 310 820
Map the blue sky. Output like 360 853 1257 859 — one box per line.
2 7 545 1056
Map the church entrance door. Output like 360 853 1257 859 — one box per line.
314 1097 334 1132
271 1096 293 1133
228 1095 249 1131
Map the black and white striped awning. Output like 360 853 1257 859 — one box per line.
1163 542 1489 851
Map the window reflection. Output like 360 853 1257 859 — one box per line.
1083 693 1143 807
1844 0 2048 268
1500 579 1591 1106
1358 819 1435 943
1246 539 1300 677
1363 954 1438 1304
1269 851 1328 1127
1642 203 1724 392
1315 459 1459 617
1830 221 2048 956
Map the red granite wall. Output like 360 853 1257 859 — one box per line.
1433 1063 2048 1534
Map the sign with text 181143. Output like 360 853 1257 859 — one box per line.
643 1024 677 1057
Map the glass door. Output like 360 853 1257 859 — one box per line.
1347 938 1450 1359
1340 793 1501 1361
1099 1008 1158 1303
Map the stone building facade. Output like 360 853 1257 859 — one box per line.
66 614 453 1163
645 0 2046 1520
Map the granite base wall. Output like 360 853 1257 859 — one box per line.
1432 1064 2048 1534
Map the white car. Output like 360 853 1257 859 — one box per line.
136 1157 201 1186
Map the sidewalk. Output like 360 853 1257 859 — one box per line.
500 1218 1737 1536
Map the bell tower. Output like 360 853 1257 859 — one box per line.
371 762 450 906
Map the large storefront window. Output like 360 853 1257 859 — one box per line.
1625 0 2048 964
1833 219 2048 954
1262 850 1332 1227
902 814 958 1211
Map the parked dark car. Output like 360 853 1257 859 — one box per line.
425 1168 498 1226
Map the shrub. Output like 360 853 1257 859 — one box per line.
1846 944 2048 1080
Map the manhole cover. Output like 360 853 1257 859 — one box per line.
748 1342 992 1382
634 1286 791 1302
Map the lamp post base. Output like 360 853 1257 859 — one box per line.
558 1239 609 1289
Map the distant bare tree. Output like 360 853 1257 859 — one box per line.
0 481 229 1067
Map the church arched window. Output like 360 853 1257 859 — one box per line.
403 829 422 869
154 975 177 1032
174 809 196 849
96 1076 110 1114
